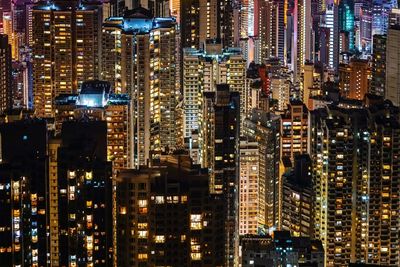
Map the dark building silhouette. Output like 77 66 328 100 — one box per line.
240 231 324 267
281 154 314 237
57 121 113 266
201 84 240 266
116 154 225 266
0 119 48 266
370 34 386 97
0 34 12 113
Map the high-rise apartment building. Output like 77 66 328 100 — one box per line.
324 3 339 71
240 232 324 267
183 44 246 138
312 106 368 266
270 73 291 112
239 0 255 64
338 0 355 52
32 1 102 118
243 109 281 231
116 154 225 266
102 8 177 166
56 121 113 267
180 0 235 49
372 3 389 36
2 11 19 60
280 154 313 237
311 101 400 266
385 18 400 106
0 34 11 113
0 120 48 267
170 0 180 22
239 139 259 235
180 0 200 49
124 0 170 17
339 58 371 100
281 100 309 162
200 84 239 266
54 80 133 169
293 0 313 82
370 34 386 96
366 102 400 266
359 4 372 53
303 62 317 108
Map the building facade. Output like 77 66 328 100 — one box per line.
116 155 225 266
32 1 102 117
102 8 177 166
201 84 240 266
0 34 11 113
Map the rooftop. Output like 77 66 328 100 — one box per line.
103 7 176 34
34 0 100 11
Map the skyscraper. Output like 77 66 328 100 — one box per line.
0 34 11 113
370 34 386 96
180 0 235 49
293 0 313 81
56 121 113 266
385 15 400 106
359 4 372 53
339 58 371 100
270 72 291 112
54 80 134 169
243 109 281 231
366 101 400 266
0 120 48 267
280 154 313 237
124 0 170 17
239 139 259 235
200 84 239 266
102 8 177 166
324 3 339 71
281 100 309 162
311 101 400 266
338 0 355 52
183 44 246 139
180 0 200 49
240 231 324 267
32 1 102 117
116 154 225 266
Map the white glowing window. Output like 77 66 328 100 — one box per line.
155 196 164 204
138 230 148 238
138 200 147 208
190 214 202 230
155 235 165 243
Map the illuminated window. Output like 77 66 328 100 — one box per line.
68 171 76 179
138 223 147 229
190 214 202 230
191 245 200 252
138 231 148 239
191 253 201 260
155 235 165 243
139 207 147 214
155 196 164 204
85 172 92 180
119 207 126 215
138 253 148 260
138 200 147 208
